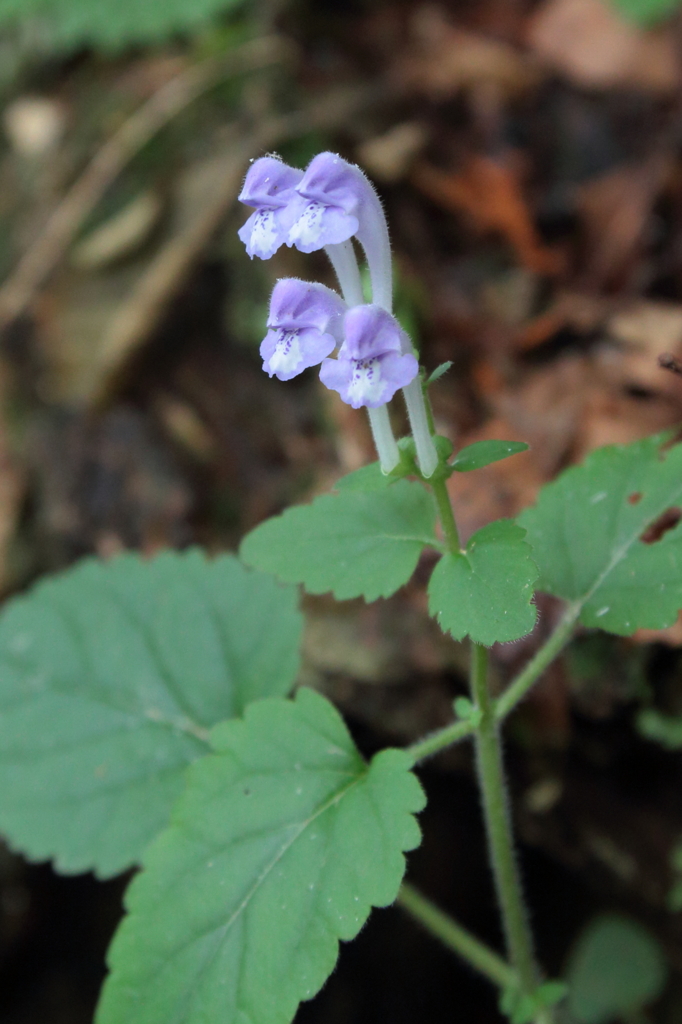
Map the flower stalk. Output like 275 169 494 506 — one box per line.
366 406 400 473
237 150 440 476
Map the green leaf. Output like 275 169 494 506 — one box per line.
427 521 537 645
637 708 682 748
426 361 453 385
333 462 390 492
0 0 244 50
241 481 438 601
519 434 682 635
610 0 680 27
501 981 568 1024
96 687 425 1024
565 914 667 1024
450 440 529 473
0 550 301 878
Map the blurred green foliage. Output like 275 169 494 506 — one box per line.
611 0 681 26
0 0 246 51
565 914 667 1023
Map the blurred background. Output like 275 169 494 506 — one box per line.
3 0 682 1021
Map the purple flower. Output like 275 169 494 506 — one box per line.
319 305 418 408
238 156 305 259
260 279 346 381
288 152 370 253
288 152 393 310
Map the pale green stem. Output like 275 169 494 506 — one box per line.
403 377 439 478
325 238 400 473
324 240 363 306
470 643 539 998
397 883 518 991
367 405 400 473
404 718 474 764
411 471 558 1022
494 603 581 722
350 167 439 479
429 474 460 552
405 604 580 764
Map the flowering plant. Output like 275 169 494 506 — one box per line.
0 151 680 1024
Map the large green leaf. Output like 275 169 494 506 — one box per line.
240 480 438 601
428 521 537 645
0 550 301 877
0 0 244 50
565 914 667 1024
96 687 425 1024
519 435 682 635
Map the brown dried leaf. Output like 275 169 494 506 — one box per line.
606 299 682 398
411 157 562 275
397 5 540 99
356 122 428 184
527 0 681 92
576 157 671 289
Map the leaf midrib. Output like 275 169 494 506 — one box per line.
140 768 368 1024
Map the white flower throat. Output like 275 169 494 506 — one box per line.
289 202 324 248
270 330 302 376
348 358 384 404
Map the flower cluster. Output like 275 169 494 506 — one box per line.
238 151 437 476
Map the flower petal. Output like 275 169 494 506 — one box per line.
238 156 303 210
261 327 336 381
340 304 407 360
319 356 353 395
268 279 345 339
296 152 365 215
238 209 286 260
287 202 359 253
319 351 418 408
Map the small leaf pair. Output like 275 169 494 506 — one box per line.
240 478 539 647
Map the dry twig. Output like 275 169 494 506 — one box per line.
0 35 290 333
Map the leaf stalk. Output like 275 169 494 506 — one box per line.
397 882 518 990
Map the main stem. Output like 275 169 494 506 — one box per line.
430 475 460 552
470 642 538 997
429 473 543 1012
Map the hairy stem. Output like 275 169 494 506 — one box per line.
403 378 439 478
406 604 580 764
397 883 518 990
494 603 580 722
404 718 474 764
429 474 460 552
324 240 364 306
367 405 400 473
470 643 538 996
